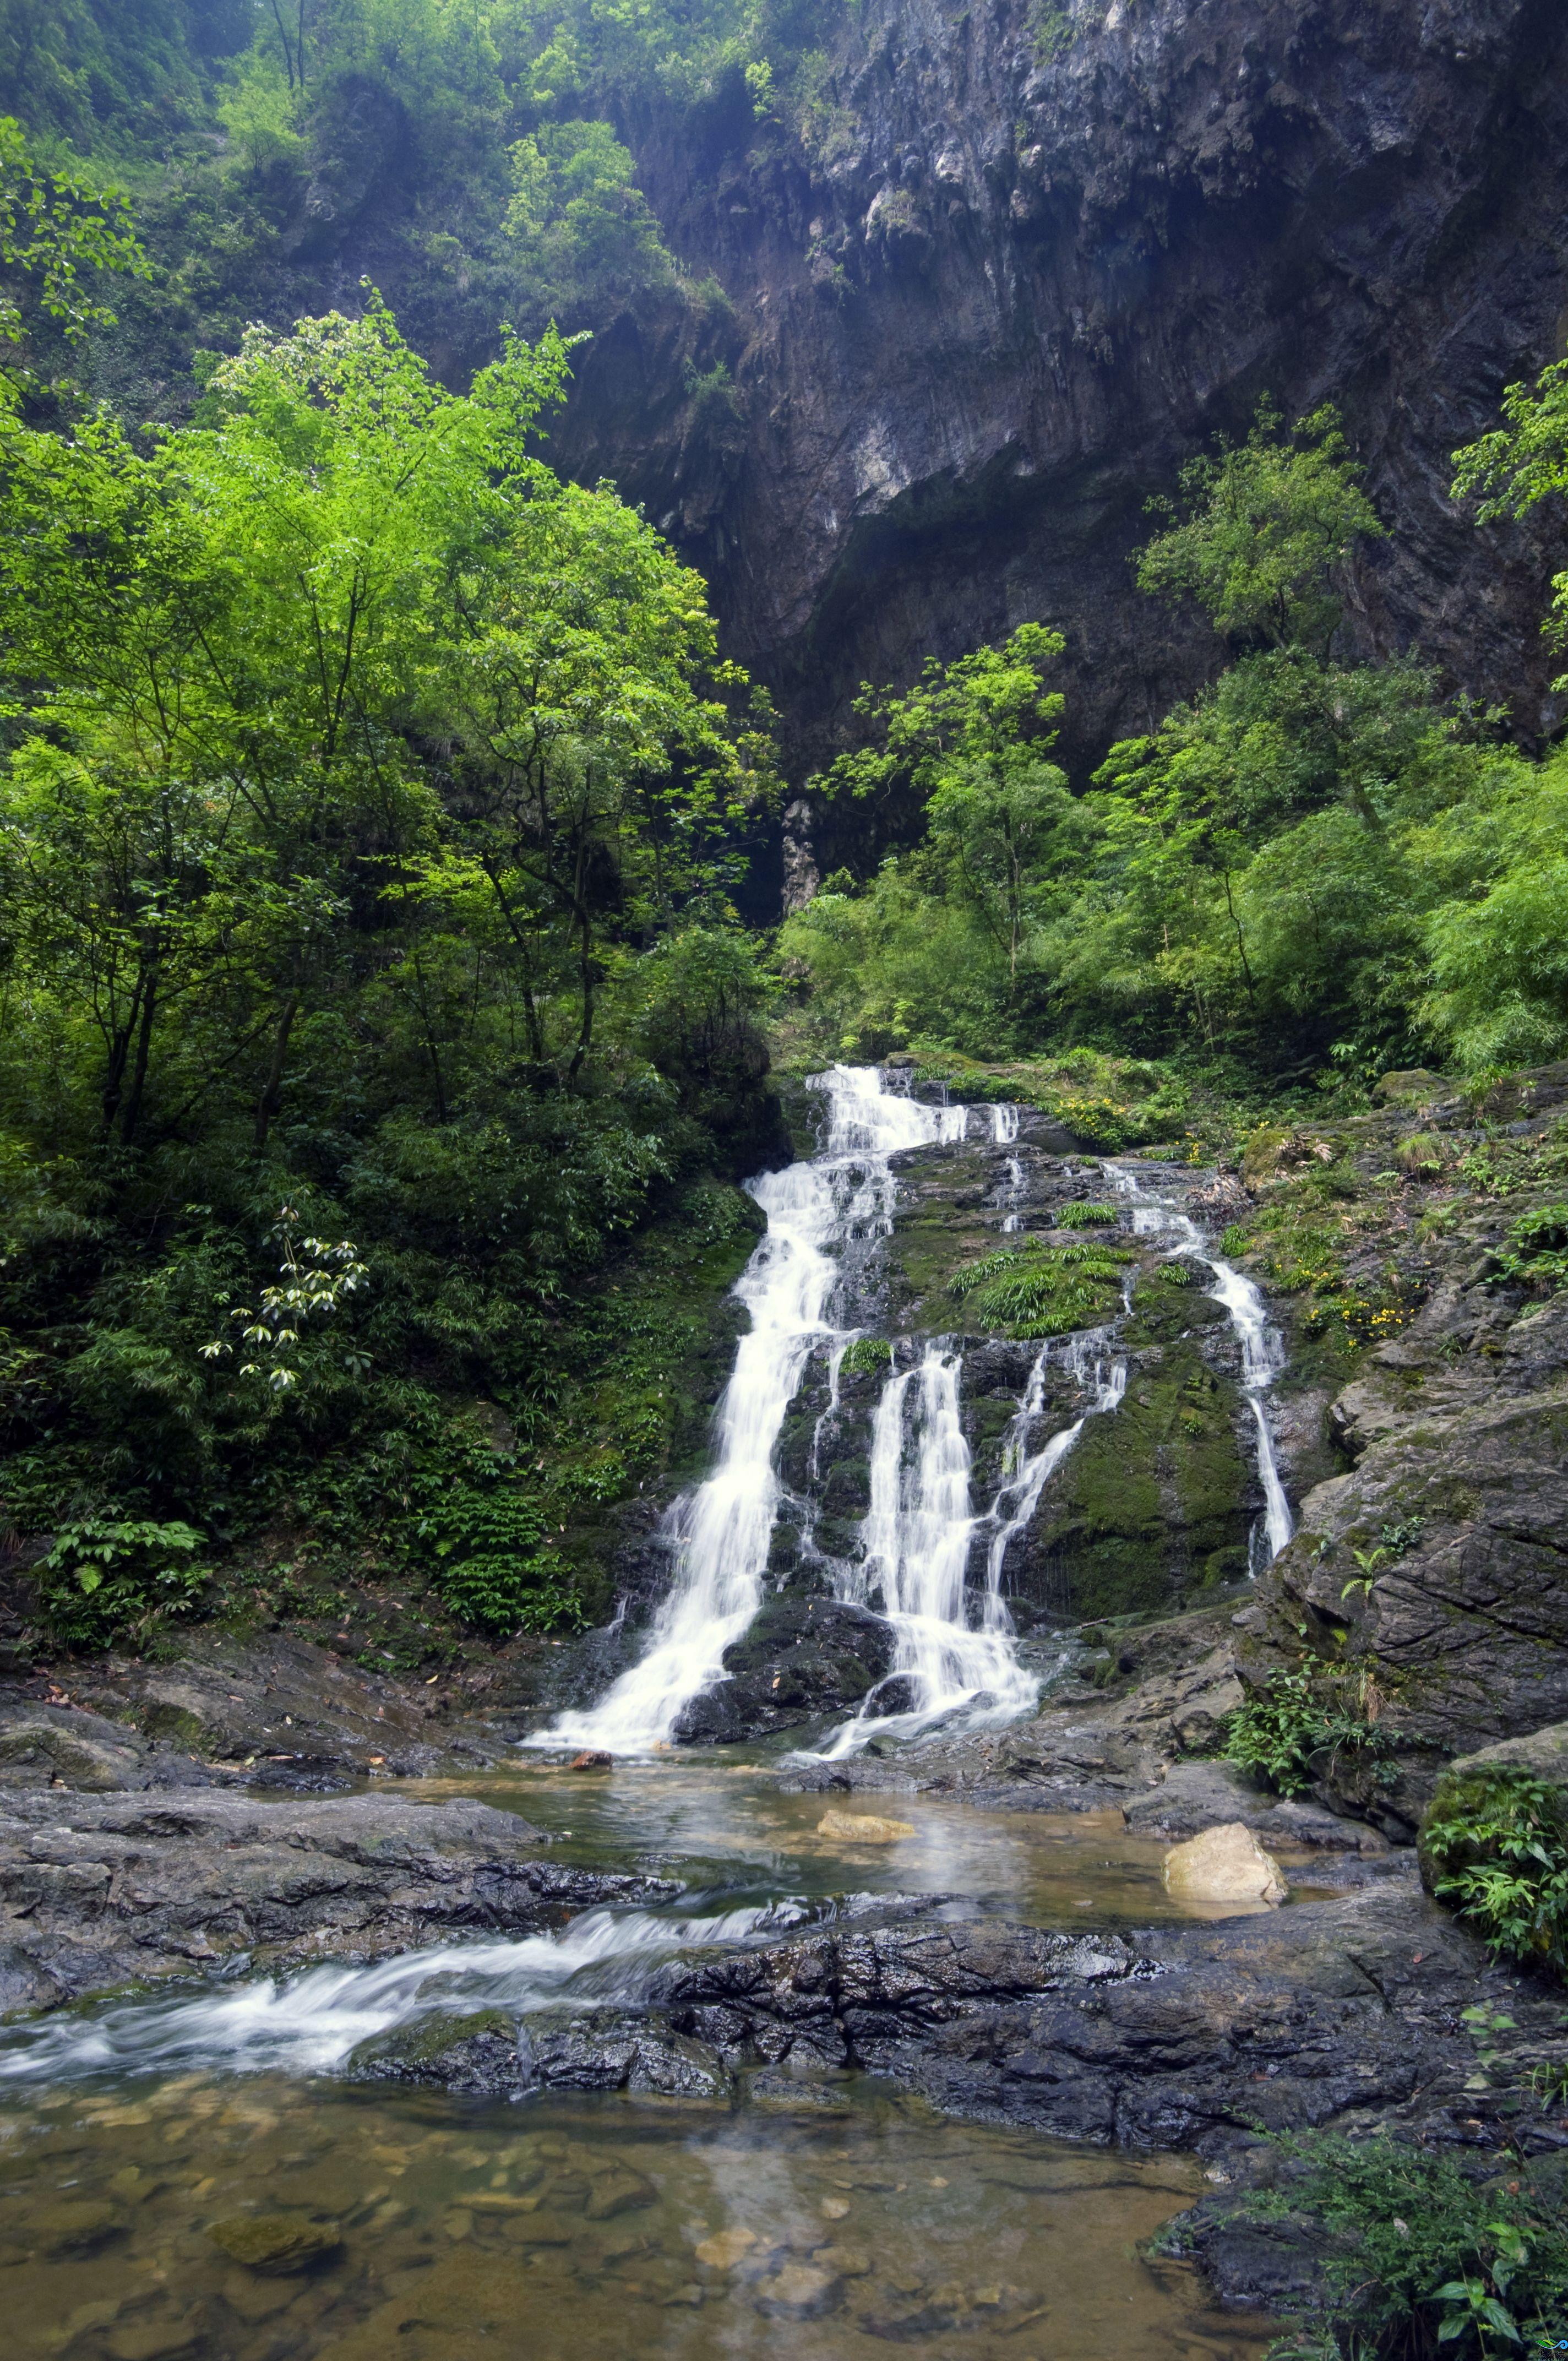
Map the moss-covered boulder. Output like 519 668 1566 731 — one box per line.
346 2008 526 2093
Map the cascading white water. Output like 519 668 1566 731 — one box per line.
534 1067 966 1754
1000 1154 1025 1232
1105 1161 1294 1565
984 1332 1128 1602
817 1325 1128 1758
990 1102 1020 1144
0 1902 807 2087
819 1345 1024 1754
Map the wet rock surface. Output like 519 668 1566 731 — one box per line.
345 1873 1568 2174
0 1789 673 2016
674 1594 896 1744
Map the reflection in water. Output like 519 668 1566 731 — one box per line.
0 2073 1276 2361
404 1760 1307 1928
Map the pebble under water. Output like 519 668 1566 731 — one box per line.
0 2069 1277 2361
0 1758 1298 2357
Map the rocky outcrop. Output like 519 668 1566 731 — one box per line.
0 1789 673 2016
346 1875 1568 2165
553 0 1568 809
1242 1222 1568 1826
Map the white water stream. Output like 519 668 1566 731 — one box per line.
815 1328 1127 1758
1105 1161 1295 1566
536 1068 965 1754
0 1901 810 2087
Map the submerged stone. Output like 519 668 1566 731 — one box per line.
816 1809 914 1842
754 2260 841 2316
206 2211 341 2273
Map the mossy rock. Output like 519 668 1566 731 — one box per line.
346 2006 519 2084
208 2212 342 2274
1007 1337 1253 1619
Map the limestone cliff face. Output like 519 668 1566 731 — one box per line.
547 0 1568 831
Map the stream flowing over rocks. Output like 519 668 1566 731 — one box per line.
539 1063 1297 1756
7 1065 1568 2347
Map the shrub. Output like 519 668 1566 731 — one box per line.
1243 2131 1568 2357
1490 1202 1568 1291
1395 1133 1445 1177
1420 1762 1568 1976
839 1336 893 1380
1222 1658 1390 1798
407 1445 585 1637
36 1517 206 1649
950 1237 1134 1337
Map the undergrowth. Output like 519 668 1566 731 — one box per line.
1245 2132 1568 2357
950 1237 1135 1337
1223 1658 1392 1798
1421 1762 1568 1979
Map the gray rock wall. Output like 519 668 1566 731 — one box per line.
549 0 1568 816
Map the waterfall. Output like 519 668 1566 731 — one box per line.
984 1333 1128 1603
533 1067 966 1754
818 1344 1031 1755
816 1327 1127 1759
990 1102 1020 1144
1105 1162 1295 1565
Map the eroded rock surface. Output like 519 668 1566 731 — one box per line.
0 1790 672 2016
349 1877 1568 2166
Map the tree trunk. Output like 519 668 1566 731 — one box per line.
118 966 160 1146
254 993 300 1152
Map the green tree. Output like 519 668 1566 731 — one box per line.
0 114 145 387
1136 400 1384 656
503 118 673 320
1452 355 1568 678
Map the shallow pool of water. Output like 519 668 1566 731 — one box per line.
399 1751 1313 1927
0 2070 1275 2361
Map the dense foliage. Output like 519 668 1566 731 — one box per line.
0 136 778 1648
1421 1762 1568 1979
1243 2133 1568 2358
0 0 842 431
782 401 1568 1084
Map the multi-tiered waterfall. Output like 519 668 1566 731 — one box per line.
537 1073 1293 1759
536 1068 965 1753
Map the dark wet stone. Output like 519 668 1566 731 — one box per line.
671 1594 895 1743
207 2213 342 2273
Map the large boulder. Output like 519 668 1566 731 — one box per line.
1161 1823 1288 1908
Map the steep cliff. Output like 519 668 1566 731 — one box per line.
546 0 1568 840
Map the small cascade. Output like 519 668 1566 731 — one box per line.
1106 1161 1295 1566
990 1102 1020 1144
817 1325 1128 1759
534 1067 966 1754
820 1343 1037 1755
0 1902 807 2087
984 1332 1128 1606
1000 1154 1026 1232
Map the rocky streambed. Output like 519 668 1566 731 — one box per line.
5 1063 1568 2349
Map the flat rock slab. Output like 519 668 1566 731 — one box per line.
0 1701 215 1794
55 1632 494 1785
0 1789 673 2016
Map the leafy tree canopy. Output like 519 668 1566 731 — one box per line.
1136 399 1384 657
